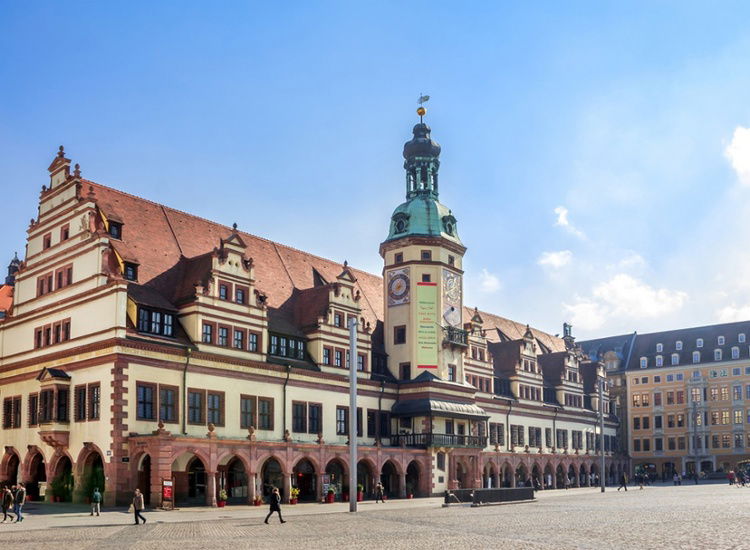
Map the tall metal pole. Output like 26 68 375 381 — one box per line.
349 317 358 512
599 377 606 493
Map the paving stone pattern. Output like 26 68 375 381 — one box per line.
0 483 746 549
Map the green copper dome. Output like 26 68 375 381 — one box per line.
383 121 462 246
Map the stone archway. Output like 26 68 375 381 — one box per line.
515 463 529 487
405 460 421 497
483 461 498 488
502 462 513 487
357 459 376 499
50 455 74 502
137 454 152 506
1 450 20 486
567 464 577 487
579 464 588 486
326 458 348 499
556 464 565 488
76 448 105 503
380 460 399 498
222 456 249 504
171 452 209 507
25 451 47 501
293 458 317 502
456 460 469 489
531 463 542 488
543 463 554 489
260 457 285 498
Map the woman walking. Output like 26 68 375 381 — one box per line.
264 487 285 524
132 488 146 525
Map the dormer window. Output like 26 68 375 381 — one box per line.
693 351 700 363
640 357 647 368
732 346 740 359
137 307 175 337
671 353 679 365
696 338 703 348
676 340 683 351
108 222 122 239
124 263 138 281
655 355 663 367
656 343 663 353
740 333 746 344
714 349 722 361
718 336 725 346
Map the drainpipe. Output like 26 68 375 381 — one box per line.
552 406 559 450
182 347 192 435
283 364 292 437
377 380 385 444
506 399 513 452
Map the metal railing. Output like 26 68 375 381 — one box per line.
390 433 487 448
444 326 469 347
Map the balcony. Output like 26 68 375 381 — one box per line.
390 433 487 448
443 326 469 347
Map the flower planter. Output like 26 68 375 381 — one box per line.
289 498 298 505
326 493 335 503
253 500 262 507
407 494 413 499
54 496 61 503
217 501 226 508
356 491 363 502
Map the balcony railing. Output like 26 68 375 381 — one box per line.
443 326 469 347
390 433 487 448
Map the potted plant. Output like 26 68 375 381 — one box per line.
217 489 228 507
356 484 364 502
290 487 300 505
407 492 413 499
253 494 263 506
326 487 335 503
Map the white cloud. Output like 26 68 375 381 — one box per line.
553 206 586 239
717 304 750 323
478 268 501 293
563 274 687 331
725 126 750 186
538 250 573 269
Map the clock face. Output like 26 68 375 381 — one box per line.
443 304 461 327
387 268 410 306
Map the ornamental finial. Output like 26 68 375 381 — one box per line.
417 93 430 121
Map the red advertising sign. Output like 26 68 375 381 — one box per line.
162 480 173 500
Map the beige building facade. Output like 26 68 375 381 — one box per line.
0 117 622 507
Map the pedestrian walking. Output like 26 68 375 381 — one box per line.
132 488 146 525
1 487 13 523
729 470 735 486
617 472 628 491
13 483 25 522
264 487 285 524
564 476 571 490
374 482 385 503
91 487 102 516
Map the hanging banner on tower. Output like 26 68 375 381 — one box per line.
416 282 439 368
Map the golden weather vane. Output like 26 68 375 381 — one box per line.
417 93 430 120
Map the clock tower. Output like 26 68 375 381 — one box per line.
380 108 468 382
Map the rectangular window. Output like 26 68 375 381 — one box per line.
448 364 456 382
248 332 259 352
633 439 641 452
56 388 68 422
42 232 51 249
666 391 674 405
88 384 100 420
159 386 177 423
655 438 663 451
163 314 174 337
323 348 331 365
207 392 223 426
735 409 743 424
258 397 273 430
334 312 343 327
39 390 53 423
379 412 391 438
233 329 244 349
400 363 411 380
367 411 377 438
74 385 87 421
136 384 155 420
421 250 432 261
736 385 744 400
394 325 406 345
309 403 322 434
654 392 662 406
642 439 651 452
219 284 228 300
292 402 307 433
654 415 662 429
336 406 348 435
202 323 213 344
188 390 204 424
235 287 246 304
357 353 365 372
28 394 38 427
218 326 229 346
240 395 256 429
124 262 138 281
334 350 343 367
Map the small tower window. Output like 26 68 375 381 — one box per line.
640 357 647 368
714 349 722 361
394 325 406 344
739 333 746 343
43 233 52 250
394 253 403 264
676 340 683 350
671 353 679 365
124 263 138 281
655 355 663 367
693 351 700 363
656 343 663 353
422 274 431 283
732 346 740 359
421 250 432 261
696 338 703 348
448 255 455 266
718 336 725 346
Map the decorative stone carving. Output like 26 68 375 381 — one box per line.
247 426 256 442
283 429 291 442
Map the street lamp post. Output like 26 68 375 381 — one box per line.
599 376 606 493
349 317 358 512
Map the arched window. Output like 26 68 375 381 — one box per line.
675 340 683 351
655 355 663 367
696 338 704 348
718 336 725 346
640 357 648 368
671 353 679 366
739 333 746 343
693 351 700 363
656 343 663 353
714 349 722 361
732 347 740 360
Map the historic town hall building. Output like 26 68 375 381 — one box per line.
0 112 622 507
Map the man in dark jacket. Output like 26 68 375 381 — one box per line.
264 487 285 524
13 483 26 522
1 486 13 522
617 473 628 492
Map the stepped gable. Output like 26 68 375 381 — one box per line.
86 181 383 328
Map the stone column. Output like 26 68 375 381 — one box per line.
399 472 407 498
207 471 217 507
282 472 291 504
316 472 325 502
248 472 256 504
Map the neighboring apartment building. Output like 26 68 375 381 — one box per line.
0 114 621 507
582 321 750 478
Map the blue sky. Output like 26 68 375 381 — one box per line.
3 1 750 339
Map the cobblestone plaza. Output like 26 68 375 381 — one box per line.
0 483 743 549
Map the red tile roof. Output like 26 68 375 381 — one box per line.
0 284 12 314
85 180 563 350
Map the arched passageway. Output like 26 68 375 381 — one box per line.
380 461 399 497
515 463 529 487
224 457 248 504
26 453 46 501
261 458 284 498
556 464 565 488
483 463 497 488
326 459 347 498
579 464 587 486
51 456 74 502
3 452 19 486
405 461 420 497
79 451 105 502
293 458 317 502
502 463 513 487
567 465 577 487
357 460 375 498
456 461 469 489
137 455 152 506
543 463 554 489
